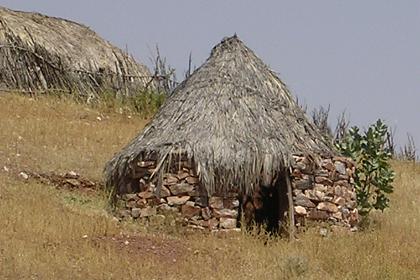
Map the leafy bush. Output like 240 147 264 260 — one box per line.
336 119 395 216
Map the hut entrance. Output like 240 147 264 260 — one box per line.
242 172 289 234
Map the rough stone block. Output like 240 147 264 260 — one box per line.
139 191 154 199
209 196 224 209
333 197 346 206
317 202 339 213
181 204 201 218
294 206 307 215
219 217 237 229
169 183 194 195
294 193 316 208
131 208 141 218
186 176 200 184
224 198 240 209
213 208 238 218
308 209 329 220
315 176 333 186
158 186 171 197
163 175 179 185
167 196 190 206
294 178 312 190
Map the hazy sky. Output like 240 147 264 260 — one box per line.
1 1 419 147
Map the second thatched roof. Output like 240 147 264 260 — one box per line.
106 35 335 195
0 6 153 97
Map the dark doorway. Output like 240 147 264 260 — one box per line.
241 172 289 234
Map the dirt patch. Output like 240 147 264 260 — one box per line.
19 169 102 195
94 233 186 263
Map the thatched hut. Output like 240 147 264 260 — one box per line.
0 6 152 98
105 35 358 233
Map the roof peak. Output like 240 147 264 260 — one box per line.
210 34 246 56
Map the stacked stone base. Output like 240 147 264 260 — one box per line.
116 154 359 233
291 155 359 229
117 160 240 231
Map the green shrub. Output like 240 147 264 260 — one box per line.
336 119 395 216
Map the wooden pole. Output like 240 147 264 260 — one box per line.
285 168 295 240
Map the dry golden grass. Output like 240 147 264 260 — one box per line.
1 93 419 279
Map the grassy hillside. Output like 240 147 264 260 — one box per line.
1 93 419 279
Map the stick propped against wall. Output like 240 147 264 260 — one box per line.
285 168 296 240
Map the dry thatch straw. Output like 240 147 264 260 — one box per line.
0 6 153 98
105 35 336 196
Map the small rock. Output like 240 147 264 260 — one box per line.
333 197 346 206
124 240 129 245
67 170 79 178
294 206 307 215
186 176 199 184
131 208 141 218
167 196 190 206
321 159 335 171
334 180 351 188
82 234 88 239
219 217 237 229
181 204 201 218
332 211 342 220
169 183 194 196
317 202 339 213
207 218 219 230
163 175 179 185
18 172 29 180
319 228 328 237
185 201 195 207
304 190 324 202
346 200 357 209
135 198 147 208
294 194 316 208
65 178 81 187
308 209 329 220
223 198 240 209
158 186 171 197
209 197 224 209
314 184 328 192
138 191 154 199
294 179 312 190
213 208 238 218
315 176 333 186
3 166 9 172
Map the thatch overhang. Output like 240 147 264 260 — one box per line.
0 6 152 97
105 35 336 195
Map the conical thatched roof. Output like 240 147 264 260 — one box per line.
0 6 152 97
106 35 335 195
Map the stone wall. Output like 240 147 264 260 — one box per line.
116 155 359 231
117 160 241 232
291 155 359 229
